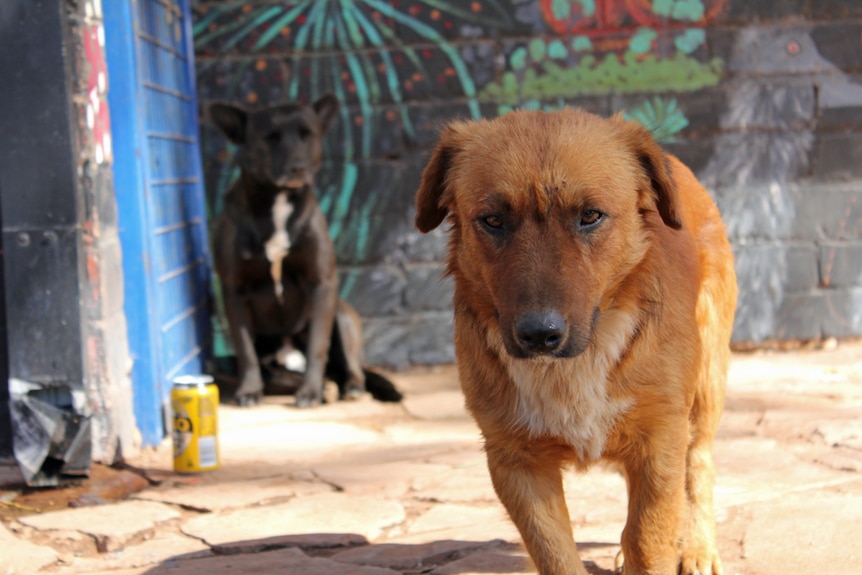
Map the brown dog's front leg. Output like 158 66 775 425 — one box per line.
295 278 337 407
620 437 688 575
486 441 588 575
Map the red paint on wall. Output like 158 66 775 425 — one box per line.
84 23 112 165
538 0 728 35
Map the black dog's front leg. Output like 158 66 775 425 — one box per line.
295 277 337 408
213 216 266 407
223 288 265 406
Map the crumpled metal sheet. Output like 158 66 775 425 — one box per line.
9 378 91 487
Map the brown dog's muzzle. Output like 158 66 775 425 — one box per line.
514 310 566 355
502 308 597 360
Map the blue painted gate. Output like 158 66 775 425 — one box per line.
104 0 211 446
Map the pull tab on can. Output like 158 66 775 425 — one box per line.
171 375 220 473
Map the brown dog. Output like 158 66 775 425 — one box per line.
415 109 737 575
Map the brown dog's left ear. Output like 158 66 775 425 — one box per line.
618 118 683 230
415 125 463 233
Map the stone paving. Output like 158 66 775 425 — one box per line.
2 342 862 575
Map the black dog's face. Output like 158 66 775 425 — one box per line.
209 95 339 191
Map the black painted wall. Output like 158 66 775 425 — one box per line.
193 0 862 368
0 0 135 468
0 199 9 457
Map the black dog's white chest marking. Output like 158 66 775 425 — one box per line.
265 191 293 302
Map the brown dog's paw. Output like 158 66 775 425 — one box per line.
615 549 720 575
680 547 723 575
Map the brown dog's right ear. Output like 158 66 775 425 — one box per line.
209 103 248 145
613 114 682 230
415 126 463 233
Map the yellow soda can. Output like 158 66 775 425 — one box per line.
171 375 220 473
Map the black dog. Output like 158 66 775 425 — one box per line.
209 95 401 407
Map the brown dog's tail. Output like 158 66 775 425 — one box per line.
363 369 403 402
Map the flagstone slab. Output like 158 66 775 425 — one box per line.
397 503 520 543
0 521 58 574
58 532 211 574
18 500 181 552
383 421 483 448
563 468 628 528
429 544 534 575
314 461 449 497
219 421 388 463
331 539 495 571
402 390 470 421
410 466 498 503
181 493 405 551
815 417 862 450
739 482 862 575
135 476 330 511
713 437 850 512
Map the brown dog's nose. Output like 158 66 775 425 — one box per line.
515 311 566 355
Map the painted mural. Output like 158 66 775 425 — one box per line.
194 0 725 259
193 0 862 364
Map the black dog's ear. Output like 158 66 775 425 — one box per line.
209 103 248 145
312 94 340 134
415 123 466 233
615 115 682 230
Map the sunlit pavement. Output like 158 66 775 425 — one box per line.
2 341 861 575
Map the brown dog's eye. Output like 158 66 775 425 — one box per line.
580 210 603 228
482 215 504 229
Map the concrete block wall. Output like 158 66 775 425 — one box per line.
193 0 862 368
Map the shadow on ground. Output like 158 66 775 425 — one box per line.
135 537 618 575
